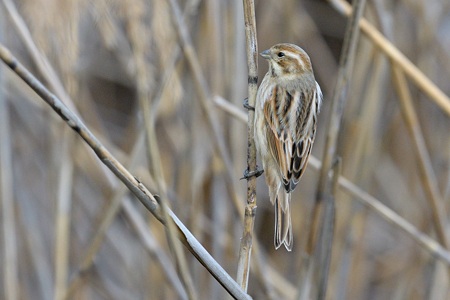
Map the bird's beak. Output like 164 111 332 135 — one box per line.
260 49 271 59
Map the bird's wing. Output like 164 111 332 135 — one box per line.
263 87 318 193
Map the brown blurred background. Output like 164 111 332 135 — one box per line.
0 0 449 299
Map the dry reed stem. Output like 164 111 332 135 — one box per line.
1 4 112 297
307 0 367 298
314 0 367 235
0 61 18 300
249 242 278 300
391 64 449 249
314 158 340 299
297 255 314 300
197 211 293 299
149 45 182 121
214 95 248 121
0 45 252 300
167 0 244 217
330 0 450 117
236 0 258 292
130 8 192 293
335 173 450 264
120 197 189 300
336 48 386 300
144 12 199 295
1 0 74 110
65 134 188 300
124 2 197 298
53 129 74 300
2 0 116 187
144 56 198 300
67 192 188 299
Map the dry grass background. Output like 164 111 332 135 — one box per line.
0 0 450 299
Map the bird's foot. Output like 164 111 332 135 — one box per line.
243 98 255 111
240 166 264 180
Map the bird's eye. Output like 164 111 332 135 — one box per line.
277 52 285 58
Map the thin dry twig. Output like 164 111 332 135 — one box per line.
236 0 258 292
214 95 247 121
0 44 252 300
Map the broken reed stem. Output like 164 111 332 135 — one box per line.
236 0 258 292
391 64 449 249
0 44 252 300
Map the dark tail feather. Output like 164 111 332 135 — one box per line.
274 192 293 251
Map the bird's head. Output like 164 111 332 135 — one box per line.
260 43 313 79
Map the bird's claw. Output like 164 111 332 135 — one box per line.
243 98 255 111
240 167 264 180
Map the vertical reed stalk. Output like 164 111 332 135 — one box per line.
236 0 258 292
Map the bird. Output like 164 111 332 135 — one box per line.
254 43 322 251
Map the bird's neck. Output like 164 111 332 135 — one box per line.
272 72 315 91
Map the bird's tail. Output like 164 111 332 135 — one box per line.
274 190 293 251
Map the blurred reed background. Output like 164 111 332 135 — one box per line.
0 0 449 299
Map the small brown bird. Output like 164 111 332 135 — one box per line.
254 43 322 251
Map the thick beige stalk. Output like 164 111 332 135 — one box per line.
236 0 258 292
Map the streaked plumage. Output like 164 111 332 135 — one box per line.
254 43 322 251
